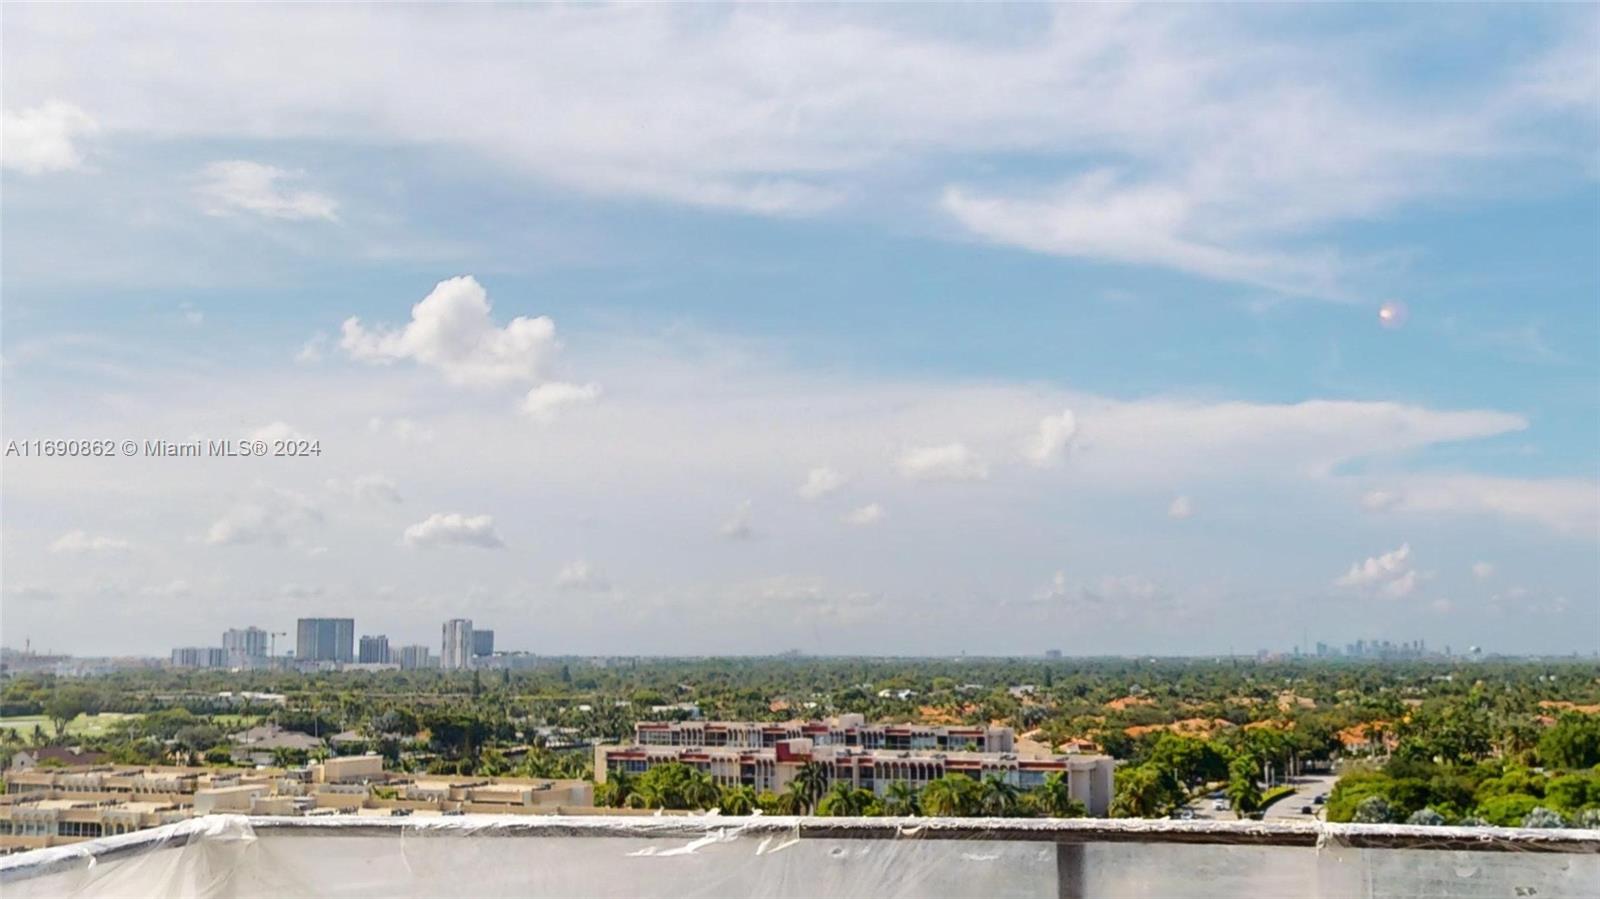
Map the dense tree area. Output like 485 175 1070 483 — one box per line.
4 656 1597 826
594 762 1086 819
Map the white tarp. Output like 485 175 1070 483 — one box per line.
4 815 1597 898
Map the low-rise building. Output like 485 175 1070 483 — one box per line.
631 713 1014 753
0 760 594 853
597 717 1114 816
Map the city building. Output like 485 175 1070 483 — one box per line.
472 629 494 658
358 635 391 665
398 645 433 670
221 628 270 667
295 619 354 663
441 619 473 670
169 647 226 669
595 716 1114 816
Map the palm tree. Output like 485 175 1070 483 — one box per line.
596 770 637 808
817 782 874 816
1031 772 1086 818
684 771 721 810
790 762 829 813
921 775 978 817
883 780 921 817
718 785 758 816
979 774 1021 817
776 783 809 815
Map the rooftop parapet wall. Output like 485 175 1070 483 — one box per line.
3 815 1597 899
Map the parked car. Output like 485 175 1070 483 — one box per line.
1213 799 1230 811
1313 795 1326 805
1300 805 1314 815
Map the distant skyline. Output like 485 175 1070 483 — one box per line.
3 5 1597 657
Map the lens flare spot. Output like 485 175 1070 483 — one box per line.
1378 301 1409 329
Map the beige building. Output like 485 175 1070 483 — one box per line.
597 717 1115 816
0 757 593 853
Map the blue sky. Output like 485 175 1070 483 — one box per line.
2 5 1596 657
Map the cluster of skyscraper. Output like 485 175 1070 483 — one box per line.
169 618 495 671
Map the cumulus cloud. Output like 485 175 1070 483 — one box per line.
326 473 402 504
1335 543 1419 598
521 381 601 422
342 276 566 388
49 530 131 553
196 160 338 221
402 512 505 549
842 503 884 526
1167 495 1194 520
719 500 754 540
1471 561 1495 580
554 559 610 591
798 466 846 500
1 101 96 174
204 488 322 547
897 443 988 481
1022 409 1077 466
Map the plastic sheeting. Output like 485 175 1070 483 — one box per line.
3 815 1598 898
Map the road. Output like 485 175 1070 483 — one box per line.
1262 773 1339 821
1182 773 1339 822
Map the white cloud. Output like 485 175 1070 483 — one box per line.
1360 490 1402 512
327 473 401 504
204 487 322 547
1168 496 1194 520
897 443 988 482
1335 543 1419 598
140 579 192 599
1035 570 1069 602
521 381 601 422
296 333 329 364
342 276 564 388
196 160 338 221
279 583 325 600
368 416 434 443
554 559 609 592
10 5 1588 240
1022 409 1076 467
1471 561 1495 580
1 101 96 174
249 421 314 443
842 503 884 526
1082 574 1166 605
49 531 131 553
402 512 505 549
1363 475 1597 539
944 175 1339 298
798 466 846 500
719 500 754 540
180 302 204 326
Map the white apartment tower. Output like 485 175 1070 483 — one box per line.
441 619 473 670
